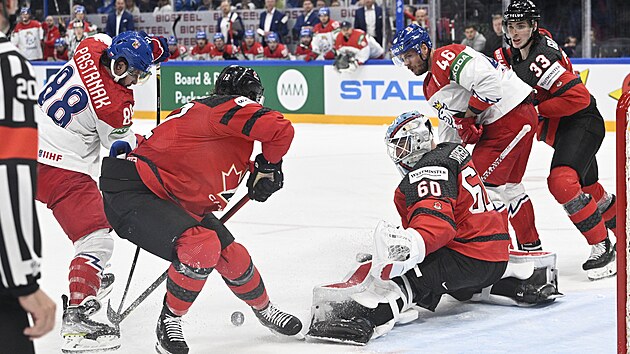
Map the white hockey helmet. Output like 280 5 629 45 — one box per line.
385 111 433 176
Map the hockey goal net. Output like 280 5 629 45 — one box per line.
617 90 630 354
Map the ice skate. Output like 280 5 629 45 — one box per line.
582 236 616 280
61 296 120 353
96 273 115 301
253 302 303 338
155 304 189 354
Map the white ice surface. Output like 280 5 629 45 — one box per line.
35 121 617 353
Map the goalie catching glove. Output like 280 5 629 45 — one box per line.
247 153 284 202
371 220 426 280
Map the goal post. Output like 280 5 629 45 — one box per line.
617 90 630 354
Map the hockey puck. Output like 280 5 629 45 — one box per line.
231 311 244 326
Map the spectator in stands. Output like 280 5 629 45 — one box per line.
138 0 158 12
176 0 199 11
461 24 486 52
316 0 327 8
105 0 134 37
334 20 383 72
197 0 213 11
210 32 239 60
286 0 300 9
258 0 289 44
235 0 256 10
295 27 318 61
330 0 340 6
125 0 141 16
153 0 173 13
216 0 244 46
483 14 503 57
354 0 383 45
263 32 289 59
11 7 43 61
168 36 189 60
43 16 60 61
240 29 264 60
313 7 339 34
414 8 428 29
190 30 213 60
67 20 87 59
53 38 69 61
563 35 577 57
67 6 93 34
292 0 319 40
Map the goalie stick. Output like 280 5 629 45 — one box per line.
107 193 250 326
480 124 531 182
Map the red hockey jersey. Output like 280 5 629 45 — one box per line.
241 42 264 58
132 95 294 217
494 34 592 146
295 43 317 61
313 20 339 34
263 44 289 59
394 143 509 262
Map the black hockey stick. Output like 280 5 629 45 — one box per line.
172 15 181 36
107 193 251 325
110 67 164 325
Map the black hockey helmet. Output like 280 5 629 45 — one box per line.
504 0 541 24
503 1 541 47
214 65 264 103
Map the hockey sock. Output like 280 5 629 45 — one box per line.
509 198 540 245
69 255 102 305
166 226 221 316
583 183 617 237
216 242 269 310
69 229 113 305
548 167 606 245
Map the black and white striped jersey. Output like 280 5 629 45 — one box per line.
0 33 42 297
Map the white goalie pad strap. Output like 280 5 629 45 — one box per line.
372 220 426 280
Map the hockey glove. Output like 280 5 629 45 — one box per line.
247 153 283 202
371 220 426 280
454 117 483 145
148 36 170 64
109 140 132 158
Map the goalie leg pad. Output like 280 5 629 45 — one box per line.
471 250 563 306
308 317 375 346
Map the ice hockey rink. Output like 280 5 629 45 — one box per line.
34 120 617 354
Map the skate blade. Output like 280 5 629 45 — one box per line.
586 258 617 281
62 333 121 353
266 328 306 341
305 333 367 346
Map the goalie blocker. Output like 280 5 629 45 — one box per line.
307 250 562 345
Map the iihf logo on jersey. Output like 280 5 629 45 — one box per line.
432 101 460 128
217 165 245 206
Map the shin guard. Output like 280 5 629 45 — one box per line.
216 242 269 310
166 226 220 315
548 167 607 245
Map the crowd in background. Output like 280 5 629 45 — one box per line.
9 0 630 63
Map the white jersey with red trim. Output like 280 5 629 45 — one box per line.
37 34 137 177
424 44 532 133
10 20 44 60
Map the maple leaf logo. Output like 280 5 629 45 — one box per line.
219 165 244 204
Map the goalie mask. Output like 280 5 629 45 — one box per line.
385 111 433 176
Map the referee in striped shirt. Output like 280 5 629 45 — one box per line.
0 2 55 353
